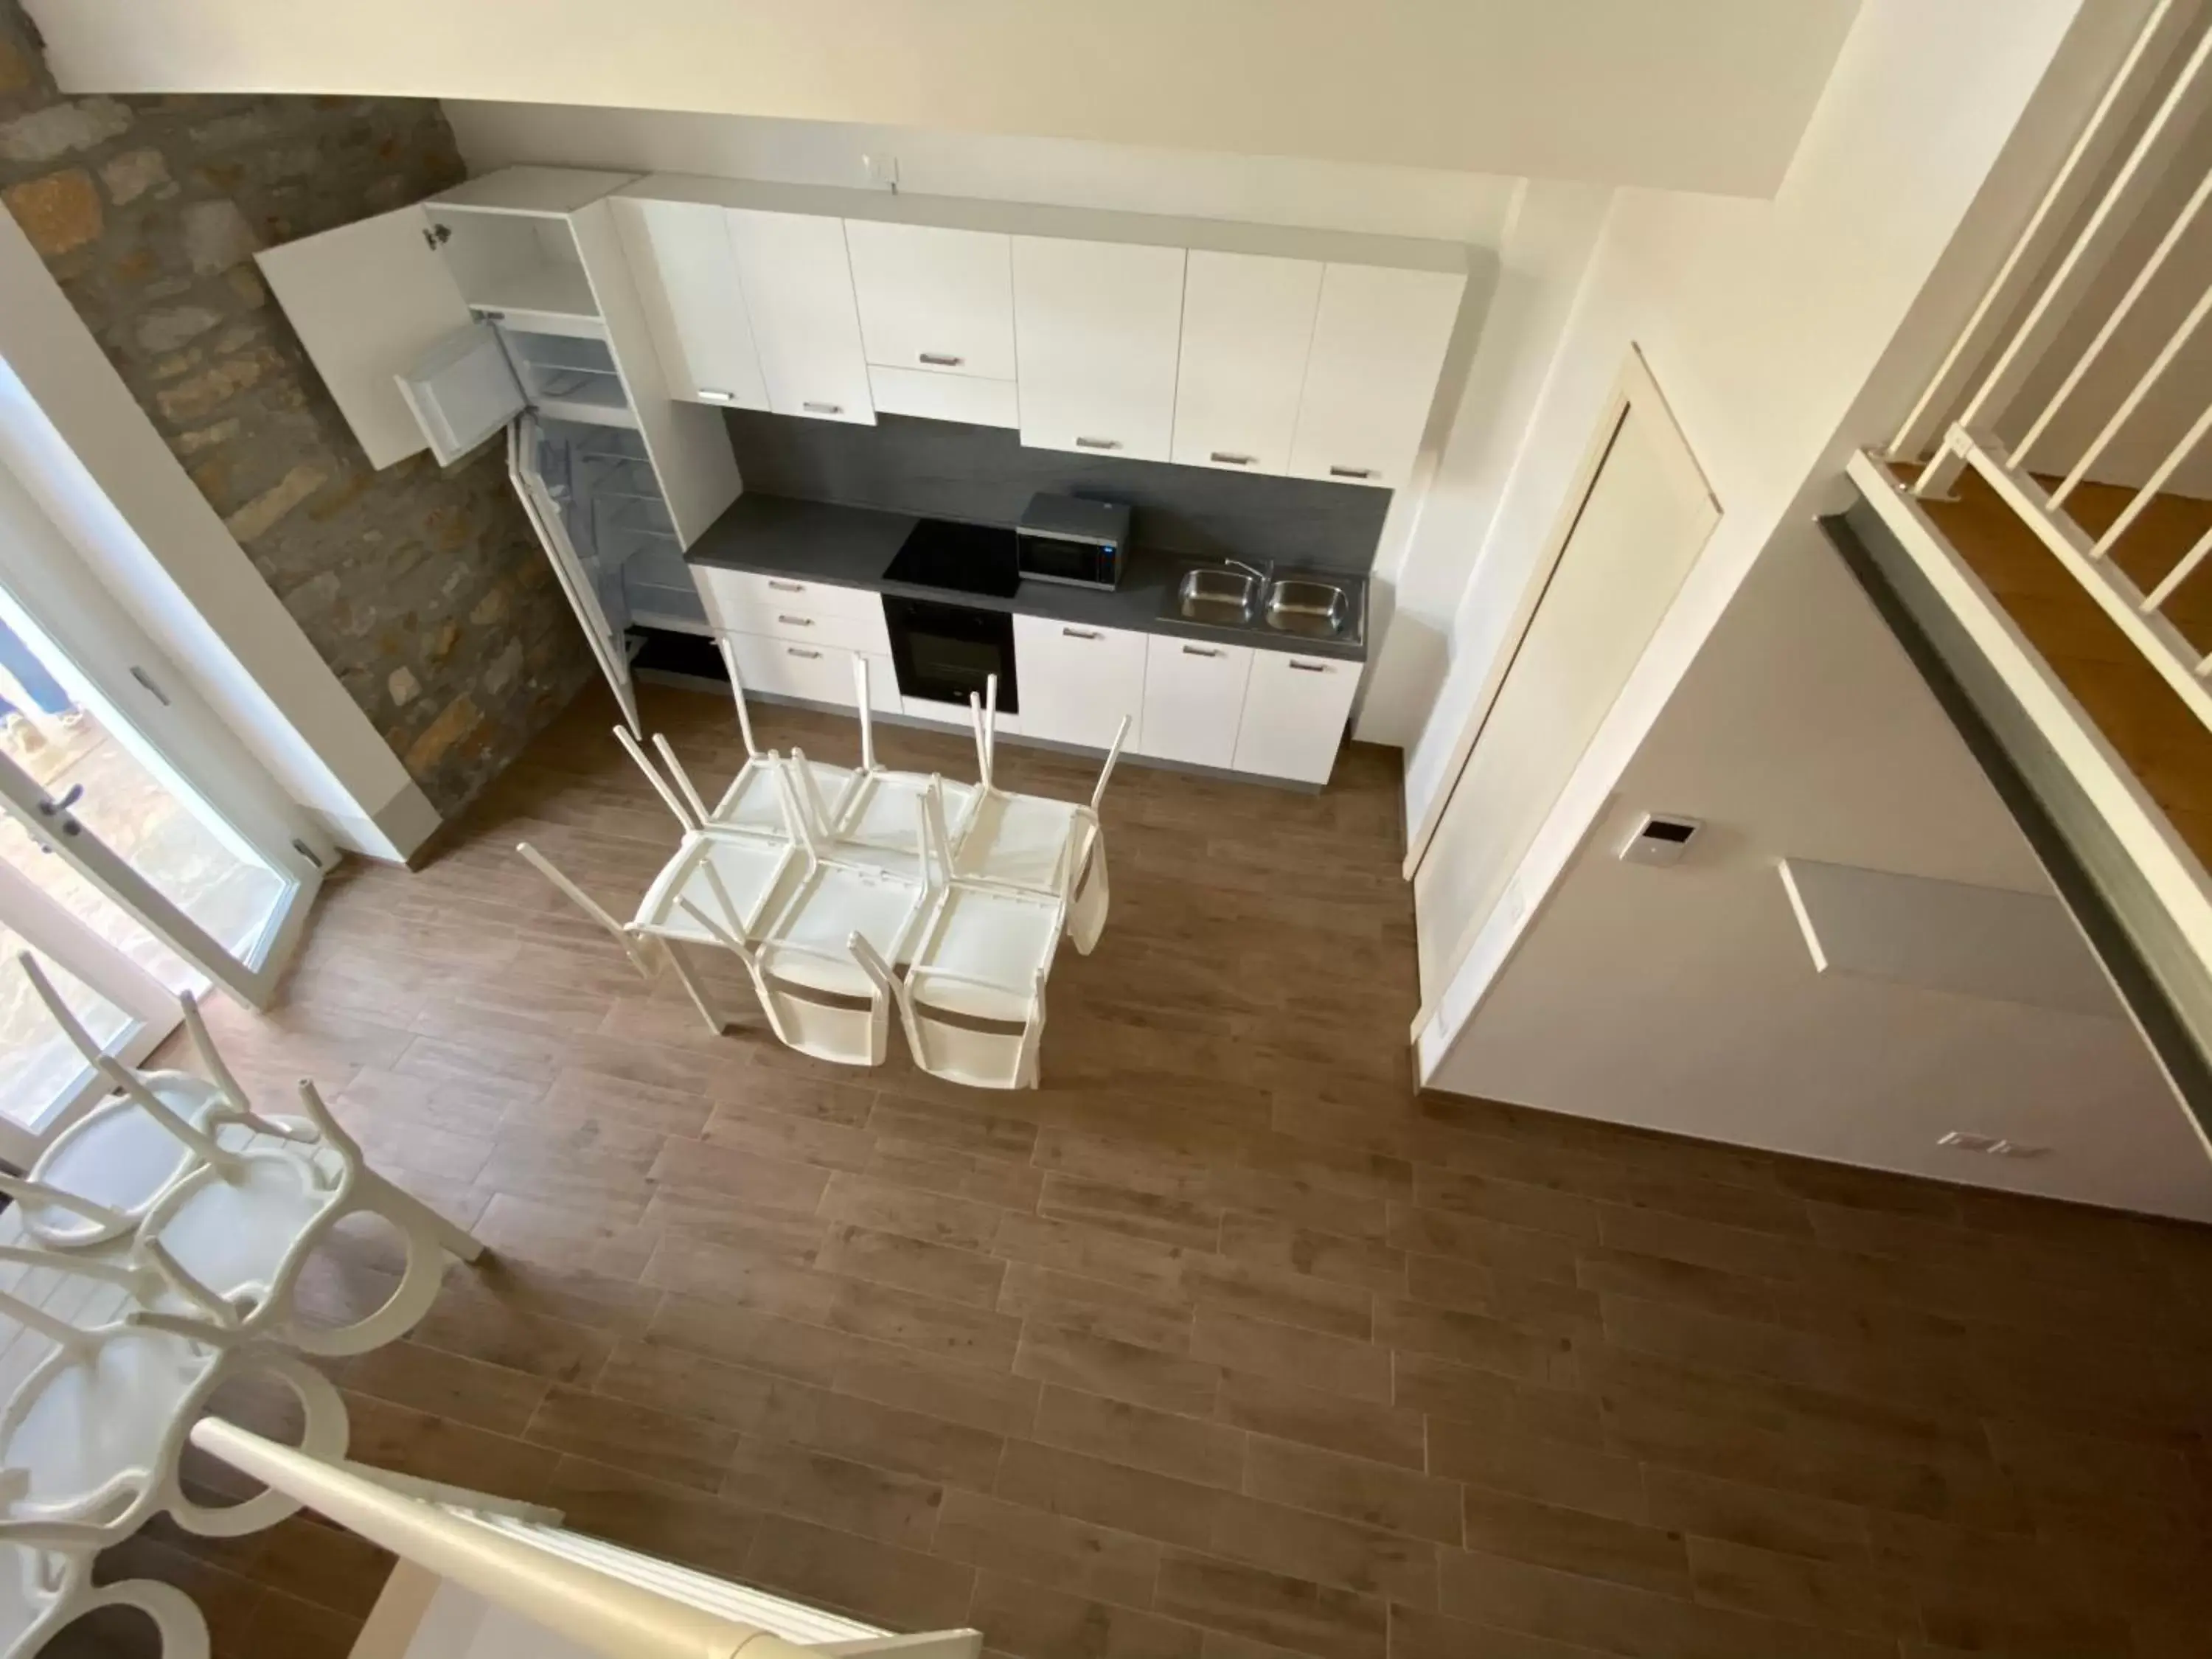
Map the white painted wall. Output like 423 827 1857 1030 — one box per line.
0 212 438 860
1432 528 2212 1220
32 0 1860 198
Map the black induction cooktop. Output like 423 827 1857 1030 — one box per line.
883 518 1021 598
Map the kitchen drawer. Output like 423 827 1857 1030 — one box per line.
695 566 888 640
722 630 895 713
1138 633 1253 769
1012 613 1146 751
867 365 1018 429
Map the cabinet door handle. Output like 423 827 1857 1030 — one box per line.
802 401 844 415
767 579 804 592
786 647 821 660
918 352 963 367
1181 644 1222 658
1328 465 1378 480
698 389 736 404
1210 451 1256 466
777 615 813 627
1074 436 1121 451
1289 660 1330 673
1062 627 1101 641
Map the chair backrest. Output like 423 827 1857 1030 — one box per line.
900 967 1048 1091
716 635 763 759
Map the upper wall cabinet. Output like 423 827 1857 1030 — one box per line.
1171 251 1324 476
1287 264 1466 489
1012 237 1185 463
613 198 769 411
845 222 1016 381
724 210 876 425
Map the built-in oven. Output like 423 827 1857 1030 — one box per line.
882 594 1019 713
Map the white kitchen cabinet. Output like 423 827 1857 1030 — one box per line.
1137 634 1254 769
844 221 1016 382
1287 263 1465 489
1232 651 1360 785
1170 252 1323 476
866 365 1019 429
724 210 876 424
613 198 768 411
1012 237 1185 462
1012 613 1147 751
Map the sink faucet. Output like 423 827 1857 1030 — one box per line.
1220 557 1270 583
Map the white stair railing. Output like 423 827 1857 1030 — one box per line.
189 1419 980 1659
1891 0 2212 737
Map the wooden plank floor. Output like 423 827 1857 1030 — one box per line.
53 681 2212 1659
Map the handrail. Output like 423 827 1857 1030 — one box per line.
189 1419 817 1659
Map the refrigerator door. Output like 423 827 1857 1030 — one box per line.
399 322 529 465
510 416 642 734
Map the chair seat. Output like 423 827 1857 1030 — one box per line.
24 1076 224 1247
712 756 855 838
144 1149 344 1312
760 862 932 995
633 832 804 946
908 886 1063 1023
953 793 1085 894
0 1328 215 1521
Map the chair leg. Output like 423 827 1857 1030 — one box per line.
661 939 732 1034
86 1579 211 1659
361 1170 484 1265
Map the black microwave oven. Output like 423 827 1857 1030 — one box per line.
1015 495 1132 591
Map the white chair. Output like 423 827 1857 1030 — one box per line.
805 658 980 874
0 1293 347 1543
959 677 1124 956
853 779 1068 1090
707 639 858 836
0 1534 207 1659
18 961 483 1357
6 964 249 1251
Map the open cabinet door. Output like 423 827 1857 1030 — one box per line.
510 418 642 734
256 205 476 469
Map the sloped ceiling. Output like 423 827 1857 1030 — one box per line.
27 0 1862 198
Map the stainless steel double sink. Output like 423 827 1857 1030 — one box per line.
1169 565 1357 643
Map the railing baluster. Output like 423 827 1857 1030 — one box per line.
2093 401 2212 557
2053 276 2212 510
2146 524 2212 613
2024 162 2212 482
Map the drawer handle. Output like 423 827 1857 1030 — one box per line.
1328 465 1378 480
1074 436 1121 451
1062 627 1100 641
918 352 963 367
1289 660 1329 673
767 579 804 592
698 389 736 403
786 647 822 660
1210 451 1256 467
802 401 844 415
1181 644 1222 658
777 614 813 627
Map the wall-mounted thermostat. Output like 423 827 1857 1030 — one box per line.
1618 813 1702 867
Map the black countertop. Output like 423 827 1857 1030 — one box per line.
684 494 1368 663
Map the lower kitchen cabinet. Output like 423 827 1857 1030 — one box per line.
1012 614 1147 751
1232 650 1359 785
721 630 897 714
1137 634 1253 769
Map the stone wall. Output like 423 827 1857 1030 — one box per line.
0 2 594 818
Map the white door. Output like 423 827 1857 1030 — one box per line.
1233 652 1360 785
1012 237 1184 462
725 210 876 425
1137 635 1253 768
510 418 641 736
844 221 1016 380
256 204 475 469
1287 264 1464 489
1171 252 1322 476
1012 616 1147 751
1411 354 1719 1001
612 198 769 411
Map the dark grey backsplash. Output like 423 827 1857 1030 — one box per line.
723 412 1388 574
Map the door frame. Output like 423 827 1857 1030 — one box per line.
1405 346 1719 1034
1405 347 1711 880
